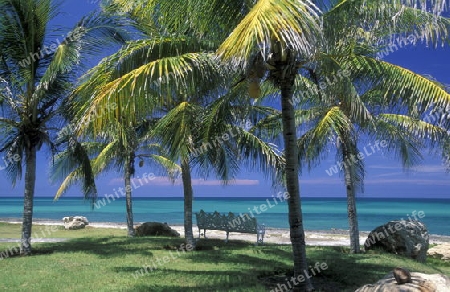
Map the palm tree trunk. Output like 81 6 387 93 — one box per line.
125 153 135 237
20 145 37 255
280 74 313 292
181 159 195 249
342 148 360 253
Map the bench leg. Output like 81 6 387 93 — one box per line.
257 233 265 245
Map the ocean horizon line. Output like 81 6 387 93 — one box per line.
1 195 450 200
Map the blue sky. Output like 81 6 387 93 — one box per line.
0 1 449 199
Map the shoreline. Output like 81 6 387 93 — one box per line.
2 218 450 245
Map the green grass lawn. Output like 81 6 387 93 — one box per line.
0 222 126 239
0 222 448 291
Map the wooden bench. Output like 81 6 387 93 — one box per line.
195 210 265 244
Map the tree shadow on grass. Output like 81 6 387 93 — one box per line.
113 249 450 292
185 240 293 268
27 237 255 260
126 284 261 292
32 236 186 259
257 245 293 258
123 269 268 292
186 250 291 268
306 247 450 291
194 238 258 250
253 253 395 292
426 257 450 274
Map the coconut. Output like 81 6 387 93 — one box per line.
248 81 261 99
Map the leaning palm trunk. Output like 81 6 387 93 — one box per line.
181 159 195 249
342 148 360 253
21 146 37 255
280 73 313 291
124 153 135 237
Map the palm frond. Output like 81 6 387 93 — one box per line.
150 101 201 160
77 51 221 134
75 37 215 96
326 0 448 41
147 154 181 180
375 114 450 170
50 138 97 203
101 0 158 36
35 11 128 107
297 106 352 168
104 0 249 42
91 141 120 175
217 0 321 68
347 56 450 115
373 114 431 168
54 168 84 201
1 135 24 186
0 0 53 74
234 125 284 184
291 74 321 108
192 125 240 183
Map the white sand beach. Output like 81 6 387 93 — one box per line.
2 218 450 246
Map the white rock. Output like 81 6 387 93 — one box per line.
63 216 89 230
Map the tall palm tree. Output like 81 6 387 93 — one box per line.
217 0 449 289
144 97 215 248
69 0 282 249
294 98 450 254
73 41 283 248
216 1 322 290
0 0 126 255
251 1 450 255
304 1 450 253
51 120 180 237
72 0 285 246
71 36 226 247
148 86 284 247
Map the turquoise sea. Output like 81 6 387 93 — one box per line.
0 196 449 235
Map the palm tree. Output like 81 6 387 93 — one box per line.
73 41 283 248
216 1 449 289
51 120 180 237
69 1 283 249
148 86 284 247
71 0 285 247
145 97 214 248
70 36 226 247
0 0 126 255
294 98 450 254
216 1 322 290
301 1 450 254
251 1 450 255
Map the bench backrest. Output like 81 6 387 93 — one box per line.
226 212 258 233
196 210 228 230
196 210 258 233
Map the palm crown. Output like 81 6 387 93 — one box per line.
0 0 127 254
